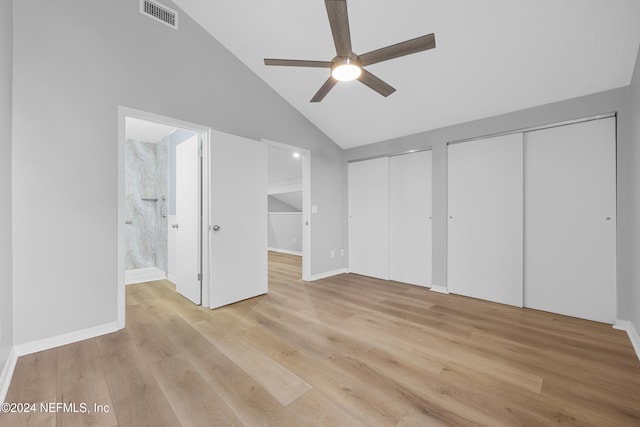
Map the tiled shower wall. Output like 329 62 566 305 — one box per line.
125 138 168 272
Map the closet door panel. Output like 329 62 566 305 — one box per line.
524 118 616 323
390 151 432 287
348 157 390 280
447 133 523 306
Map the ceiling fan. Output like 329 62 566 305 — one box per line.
264 0 436 102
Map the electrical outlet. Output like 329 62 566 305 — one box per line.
292 237 296 243
330 250 335 258
340 249 345 256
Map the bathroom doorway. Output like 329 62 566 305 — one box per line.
118 108 210 327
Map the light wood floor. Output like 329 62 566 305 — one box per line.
2 252 640 426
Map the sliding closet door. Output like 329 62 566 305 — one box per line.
448 133 523 306
348 157 389 280
524 118 616 323
389 151 432 287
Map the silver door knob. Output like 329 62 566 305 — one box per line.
171 223 179 229
211 225 221 232
125 219 132 225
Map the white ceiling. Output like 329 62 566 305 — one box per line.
268 146 302 185
173 0 640 149
125 117 176 143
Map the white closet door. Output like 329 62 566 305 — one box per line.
348 157 389 280
390 151 432 287
447 133 523 307
524 118 616 323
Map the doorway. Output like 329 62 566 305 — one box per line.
264 140 311 281
118 107 210 327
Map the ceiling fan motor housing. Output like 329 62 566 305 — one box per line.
331 55 362 81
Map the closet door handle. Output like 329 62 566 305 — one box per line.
171 223 179 229
211 225 221 232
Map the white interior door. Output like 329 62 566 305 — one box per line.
209 130 267 309
447 133 524 307
524 118 616 323
348 157 390 280
390 150 432 287
175 135 201 304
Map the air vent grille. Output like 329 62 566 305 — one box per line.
140 0 178 30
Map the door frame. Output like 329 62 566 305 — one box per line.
262 139 312 281
117 106 212 328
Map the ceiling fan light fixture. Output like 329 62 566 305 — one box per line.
331 57 362 81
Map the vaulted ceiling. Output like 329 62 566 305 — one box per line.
173 0 640 149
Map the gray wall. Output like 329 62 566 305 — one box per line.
268 195 299 212
11 0 345 345
631 46 640 332
268 214 303 254
345 87 634 321
0 0 13 368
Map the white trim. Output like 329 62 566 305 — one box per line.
125 267 166 285
268 178 302 195
167 274 177 284
301 152 312 282
614 320 640 362
446 112 616 147
308 268 348 281
429 285 450 294
268 247 302 257
13 322 119 357
0 347 18 403
268 211 302 215
348 147 433 164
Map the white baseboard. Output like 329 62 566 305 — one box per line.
167 274 177 284
125 267 166 285
14 322 120 357
429 285 450 294
614 320 640 362
2 322 120 403
268 247 302 257
0 347 18 403
309 268 348 281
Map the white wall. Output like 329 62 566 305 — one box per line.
11 0 345 345
630 46 640 332
345 87 634 321
0 0 13 368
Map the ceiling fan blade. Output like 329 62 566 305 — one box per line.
310 77 338 102
325 0 352 56
357 69 396 97
360 33 436 66
264 59 332 68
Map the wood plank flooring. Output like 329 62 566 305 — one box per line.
2 251 640 426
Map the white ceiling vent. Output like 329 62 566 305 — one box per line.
140 0 178 30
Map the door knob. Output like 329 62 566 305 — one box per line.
211 225 221 232
171 223 179 229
